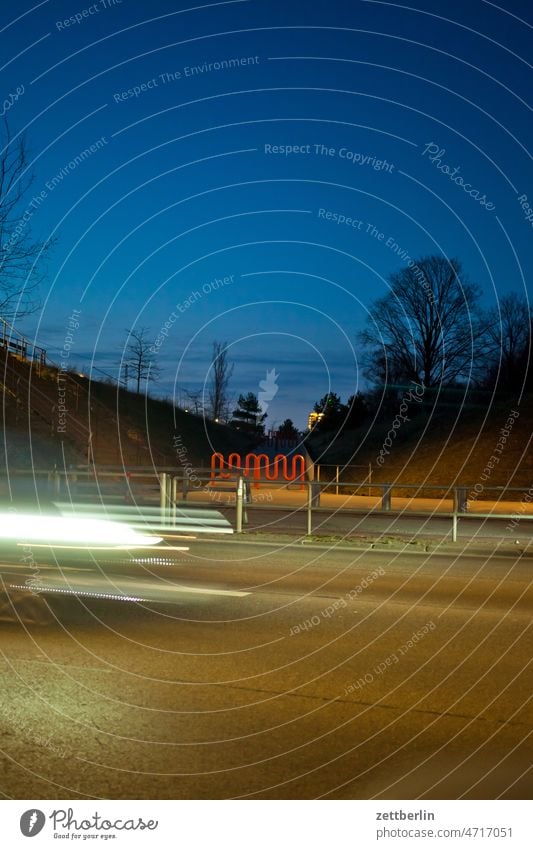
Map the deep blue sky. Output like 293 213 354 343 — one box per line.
2 0 532 428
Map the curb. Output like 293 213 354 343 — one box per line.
195 533 532 559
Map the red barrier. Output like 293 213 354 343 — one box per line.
211 452 305 489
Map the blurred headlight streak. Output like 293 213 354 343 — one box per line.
0 513 162 547
54 504 234 534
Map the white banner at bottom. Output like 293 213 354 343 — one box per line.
1 800 530 848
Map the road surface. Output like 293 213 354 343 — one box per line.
0 539 531 799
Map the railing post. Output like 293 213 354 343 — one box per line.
452 510 458 543
236 476 244 533
310 480 321 508
243 479 249 525
53 469 61 496
171 476 178 526
381 484 392 511
123 471 132 504
69 471 77 497
182 472 189 501
454 487 467 513
87 431 93 467
335 465 339 496
306 481 321 535
159 472 169 522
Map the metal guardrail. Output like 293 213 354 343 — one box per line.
3 468 531 542
188 477 533 541
313 463 527 498
194 476 533 542
315 463 373 495
1 317 47 368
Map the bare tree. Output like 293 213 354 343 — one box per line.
0 118 52 318
122 327 160 393
184 388 204 415
484 292 532 390
359 256 486 388
208 340 233 421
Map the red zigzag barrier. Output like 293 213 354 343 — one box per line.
211 452 306 489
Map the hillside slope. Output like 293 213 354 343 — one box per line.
307 391 532 490
0 347 249 471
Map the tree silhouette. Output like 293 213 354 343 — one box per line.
278 418 299 440
312 392 346 432
122 327 160 393
359 256 486 388
0 119 53 318
208 340 233 421
231 392 267 438
484 293 532 392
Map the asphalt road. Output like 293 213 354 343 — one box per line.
0 539 531 800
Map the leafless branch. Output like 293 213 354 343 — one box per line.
0 118 52 318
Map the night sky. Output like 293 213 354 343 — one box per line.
2 0 532 429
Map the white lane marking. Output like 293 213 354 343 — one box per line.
175 586 249 597
6 572 250 599
80 576 251 598
132 582 250 598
